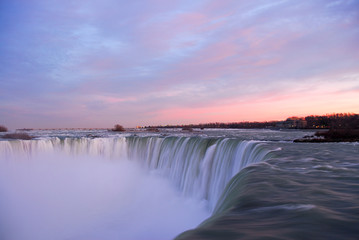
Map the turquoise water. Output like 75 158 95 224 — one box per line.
0 129 358 239
177 141 359 240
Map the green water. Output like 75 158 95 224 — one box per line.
1 129 358 239
176 142 359 240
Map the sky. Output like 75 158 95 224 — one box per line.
0 0 358 129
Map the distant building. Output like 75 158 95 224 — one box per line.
276 117 307 129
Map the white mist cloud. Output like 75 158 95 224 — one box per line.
0 152 209 240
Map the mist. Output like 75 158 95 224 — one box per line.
0 152 209 240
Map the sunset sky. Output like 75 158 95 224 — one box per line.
1 0 358 129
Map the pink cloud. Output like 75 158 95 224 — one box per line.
134 12 209 53
153 89 359 126
99 96 137 104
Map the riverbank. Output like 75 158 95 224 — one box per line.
294 129 359 143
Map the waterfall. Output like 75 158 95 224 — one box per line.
0 136 275 212
125 136 275 210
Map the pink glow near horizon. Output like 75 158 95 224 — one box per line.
0 0 358 129
154 86 359 125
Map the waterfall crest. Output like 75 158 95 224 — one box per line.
0 136 275 211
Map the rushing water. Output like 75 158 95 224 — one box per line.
0 129 358 240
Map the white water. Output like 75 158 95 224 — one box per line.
0 147 209 240
125 136 274 209
0 136 275 240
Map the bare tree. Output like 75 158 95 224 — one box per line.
112 124 125 132
0 125 8 132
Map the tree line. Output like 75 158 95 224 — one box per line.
304 113 358 129
147 113 358 130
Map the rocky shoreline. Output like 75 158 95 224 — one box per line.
294 129 359 143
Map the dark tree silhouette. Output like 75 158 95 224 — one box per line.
0 125 8 132
112 124 125 132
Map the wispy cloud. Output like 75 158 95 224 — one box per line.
0 0 358 128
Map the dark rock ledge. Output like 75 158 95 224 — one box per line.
294 129 359 143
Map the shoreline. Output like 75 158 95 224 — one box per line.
294 129 359 143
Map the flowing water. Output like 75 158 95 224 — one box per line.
0 129 358 240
